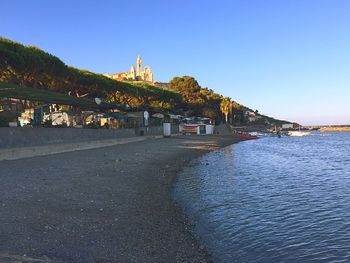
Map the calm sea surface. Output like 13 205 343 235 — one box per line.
174 132 350 263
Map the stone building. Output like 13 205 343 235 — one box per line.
105 55 153 82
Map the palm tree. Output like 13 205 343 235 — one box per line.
220 97 231 123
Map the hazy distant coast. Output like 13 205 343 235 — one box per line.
319 126 350 132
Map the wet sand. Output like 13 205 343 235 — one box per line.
0 135 242 262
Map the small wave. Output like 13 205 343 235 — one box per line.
175 132 350 263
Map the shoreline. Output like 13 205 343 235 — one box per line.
0 135 243 262
169 135 244 262
318 127 350 132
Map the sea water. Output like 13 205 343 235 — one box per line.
174 132 350 263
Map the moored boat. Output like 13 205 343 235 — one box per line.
288 131 311 136
239 134 258 139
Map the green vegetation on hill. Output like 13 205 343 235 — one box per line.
168 76 283 125
0 82 116 109
0 37 290 125
0 37 181 110
169 76 229 122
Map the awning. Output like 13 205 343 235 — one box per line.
152 113 164 118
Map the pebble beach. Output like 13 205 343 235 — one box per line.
0 135 242 262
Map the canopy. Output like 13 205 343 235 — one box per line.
152 113 164 119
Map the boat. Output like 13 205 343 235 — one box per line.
287 131 311 136
248 132 268 137
239 134 258 139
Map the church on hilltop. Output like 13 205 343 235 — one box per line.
104 55 154 82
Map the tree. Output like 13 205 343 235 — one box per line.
231 100 244 124
169 76 205 116
220 97 231 123
169 76 201 102
169 76 225 121
0 37 182 112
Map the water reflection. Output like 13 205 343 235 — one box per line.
174 132 350 263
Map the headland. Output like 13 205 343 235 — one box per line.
318 126 350 132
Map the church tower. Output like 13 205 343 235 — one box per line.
129 65 136 80
144 66 153 82
136 55 142 79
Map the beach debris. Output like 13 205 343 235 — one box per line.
114 159 122 172
44 225 53 231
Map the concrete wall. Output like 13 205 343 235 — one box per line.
0 125 180 149
136 124 179 136
0 127 136 149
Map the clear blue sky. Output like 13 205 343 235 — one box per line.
2 0 350 125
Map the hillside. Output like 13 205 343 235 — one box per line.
0 37 181 111
0 82 116 109
0 37 290 126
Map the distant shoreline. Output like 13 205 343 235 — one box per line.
319 126 350 132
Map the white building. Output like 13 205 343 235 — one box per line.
282 123 293 129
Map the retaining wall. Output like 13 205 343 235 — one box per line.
0 125 177 149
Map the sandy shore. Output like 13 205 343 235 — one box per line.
0 135 242 262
